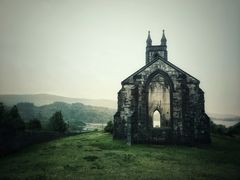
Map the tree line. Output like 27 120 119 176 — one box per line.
0 102 67 137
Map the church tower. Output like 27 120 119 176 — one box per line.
146 30 168 64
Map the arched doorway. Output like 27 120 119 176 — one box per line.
148 73 171 128
153 110 161 128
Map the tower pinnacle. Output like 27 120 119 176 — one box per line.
161 29 167 46
146 31 152 47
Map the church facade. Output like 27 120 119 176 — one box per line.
113 31 211 145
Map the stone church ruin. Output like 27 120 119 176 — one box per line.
113 30 211 145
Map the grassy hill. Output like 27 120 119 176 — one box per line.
0 132 240 179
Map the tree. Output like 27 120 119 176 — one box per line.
104 120 113 134
0 103 7 137
0 105 25 137
48 111 67 133
0 103 6 125
27 118 42 130
0 103 5 117
8 105 25 132
227 122 240 136
210 120 228 135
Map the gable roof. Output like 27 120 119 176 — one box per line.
122 57 200 85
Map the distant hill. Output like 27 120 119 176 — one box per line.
208 113 240 119
16 102 115 123
208 113 240 127
15 102 115 129
0 94 117 109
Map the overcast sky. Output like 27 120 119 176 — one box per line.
0 0 239 115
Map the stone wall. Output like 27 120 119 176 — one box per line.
113 58 211 145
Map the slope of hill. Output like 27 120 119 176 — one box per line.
0 132 240 179
16 102 115 128
0 94 117 109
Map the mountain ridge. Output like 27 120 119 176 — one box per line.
0 93 117 109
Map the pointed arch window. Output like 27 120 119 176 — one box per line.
147 72 171 128
153 110 161 128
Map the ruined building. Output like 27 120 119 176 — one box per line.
113 30 211 145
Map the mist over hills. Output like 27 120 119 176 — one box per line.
0 94 117 109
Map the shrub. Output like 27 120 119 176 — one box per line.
104 121 113 134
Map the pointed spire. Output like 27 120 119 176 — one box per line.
161 29 167 46
146 30 152 47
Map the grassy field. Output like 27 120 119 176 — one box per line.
0 132 240 180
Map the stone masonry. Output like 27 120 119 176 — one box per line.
113 30 211 145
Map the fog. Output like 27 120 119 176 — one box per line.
0 0 239 115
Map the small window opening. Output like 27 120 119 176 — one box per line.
153 110 161 128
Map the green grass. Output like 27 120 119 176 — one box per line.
0 132 240 180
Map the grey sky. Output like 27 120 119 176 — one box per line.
0 0 240 115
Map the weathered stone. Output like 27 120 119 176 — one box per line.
113 30 211 145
